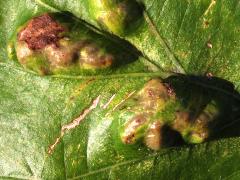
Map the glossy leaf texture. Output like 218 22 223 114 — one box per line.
0 0 240 180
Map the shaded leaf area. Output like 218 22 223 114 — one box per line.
35 0 240 86
1 64 240 179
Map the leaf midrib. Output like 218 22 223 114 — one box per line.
1 62 240 101
69 152 165 179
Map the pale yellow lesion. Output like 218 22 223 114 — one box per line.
89 0 141 35
202 0 217 29
79 42 114 69
204 0 217 16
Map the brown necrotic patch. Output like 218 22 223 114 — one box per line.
18 14 65 50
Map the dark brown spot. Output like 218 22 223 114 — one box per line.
204 20 210 28
18 14 65 50
207 42 213 49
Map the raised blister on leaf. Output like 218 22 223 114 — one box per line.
137 79 172 111
16 41 50 75
172 102 219 144
89 0 142 35
118 77 221 150
15 13 115 75
121 114 149 144
144 121 162 150
78 41 114 69
119 79 173 148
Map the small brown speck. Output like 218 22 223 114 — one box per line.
206 72 213 78
207 42 213 49
203 20 210 28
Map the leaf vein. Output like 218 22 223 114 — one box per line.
144 11 186 73
68 152 169 179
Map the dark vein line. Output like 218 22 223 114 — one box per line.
218 118 240 133
190 79 240 101
22 157 34 176
144 11 186 74
0 176 31 180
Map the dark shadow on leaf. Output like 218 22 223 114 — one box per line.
162 74 240 147
12 11 144 76
57 12 143 71
112 74 240 153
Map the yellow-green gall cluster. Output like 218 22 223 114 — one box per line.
119 79 219 150
15 14 114 75
89 0 141 35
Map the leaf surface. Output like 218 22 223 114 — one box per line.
0 0 240 180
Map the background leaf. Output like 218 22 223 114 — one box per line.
0 0 240 179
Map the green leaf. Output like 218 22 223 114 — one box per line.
0 0 240 180
35 0 240 85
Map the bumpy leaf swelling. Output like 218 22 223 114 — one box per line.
0 0 240 180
